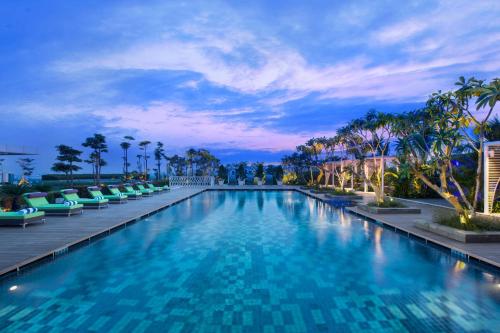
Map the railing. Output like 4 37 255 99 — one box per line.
168 176 214 187
0 145 37 155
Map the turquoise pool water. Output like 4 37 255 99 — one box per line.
0 191 499 332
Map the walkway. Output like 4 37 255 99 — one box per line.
0 187 205 276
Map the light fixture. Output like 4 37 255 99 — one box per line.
488 149 495 158
9 285 18 291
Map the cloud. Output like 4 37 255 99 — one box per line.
374 20 427 44
92 102 334 151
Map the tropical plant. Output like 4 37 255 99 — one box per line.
394 93 474 220
486 117 500 141
186 148 197 176
52 144 82 185
17 158 35 178
341 110 394 203
154 142 165 180
217 165 228 182
237 162 246 181
138 140 151 179
274 165 284 181
82 134 107 184
120 136 134 179
454 77 500 210
255 163 264 181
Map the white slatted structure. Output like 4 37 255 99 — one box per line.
483 142 500 214
168 176 214 187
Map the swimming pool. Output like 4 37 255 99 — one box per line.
1 191 499 332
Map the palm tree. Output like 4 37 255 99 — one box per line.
120 136 134 179
139 141 151 180
154 142 165 180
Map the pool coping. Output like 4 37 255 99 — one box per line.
1 186 499 282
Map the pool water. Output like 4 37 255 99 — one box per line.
1 191 499 332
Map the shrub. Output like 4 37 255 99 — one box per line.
367 200 405 208
435 215 500 231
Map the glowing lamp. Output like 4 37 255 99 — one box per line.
488 149 495 158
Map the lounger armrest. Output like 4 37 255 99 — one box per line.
61 189 78 194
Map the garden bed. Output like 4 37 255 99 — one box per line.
324 193 363 200
416 221 500 243
358 203 421 214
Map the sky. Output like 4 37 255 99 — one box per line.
0 0 499 175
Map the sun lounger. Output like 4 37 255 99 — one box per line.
108 184 141 200
60 189 108 209
145 182 164 192
23 192 83 216
134 183 154 196
121 185 143 199
88 186 127 204
0 208 45 228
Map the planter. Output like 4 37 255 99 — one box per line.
257 180 263 186
238 180 245 186
218 180 225 186
358 204 421 214
277 181 283 186
416 221 500 243
325 194 363 200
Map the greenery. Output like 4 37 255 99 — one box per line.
435 215 500 231
283 76 499 225
120 136 134 179
82 133 108 184
367 200 405 208
217 165 228 182
52 144 82 185
17 158 35 178
237 162 246 181
153 142 165 181
138 140 152 179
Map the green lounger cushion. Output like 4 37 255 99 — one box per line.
61 189 109 205
88 187 127 201
23 192 84 210
136 184 154 194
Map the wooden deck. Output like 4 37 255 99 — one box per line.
1 186 498 279
0 187 205 276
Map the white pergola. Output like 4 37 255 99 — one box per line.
483 141 500 214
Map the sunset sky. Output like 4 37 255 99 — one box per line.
1 0 499 175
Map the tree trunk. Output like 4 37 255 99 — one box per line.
415 171 470 219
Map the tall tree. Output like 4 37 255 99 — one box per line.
343 110 394 203
454 77 500 210
120 136 134 179
139 141 151 179
52 144 82 185
82 134 107 185
394 93 473 220
17 158 35 179
186 148 197 176
154 142 165 180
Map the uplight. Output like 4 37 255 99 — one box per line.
9 285 18 291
